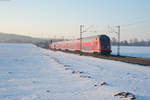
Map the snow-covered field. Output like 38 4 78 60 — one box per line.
0 43 150 100
112 46 150 58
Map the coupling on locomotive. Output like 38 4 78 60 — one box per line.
49 35 111 55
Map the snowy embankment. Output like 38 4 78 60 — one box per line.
0 43 150 100
112 46 150 58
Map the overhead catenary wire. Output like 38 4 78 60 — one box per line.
121 18 150 28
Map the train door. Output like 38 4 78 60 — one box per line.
76 40 80 50
93 38 99 52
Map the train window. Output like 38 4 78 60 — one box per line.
94 42 98 46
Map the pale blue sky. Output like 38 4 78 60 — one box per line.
0 0 150 40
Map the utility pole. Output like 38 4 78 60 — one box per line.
79 25 93 55
108 25 120 56
80 25 83 54
117 26 120 56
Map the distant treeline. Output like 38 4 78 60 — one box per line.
111 37 150 46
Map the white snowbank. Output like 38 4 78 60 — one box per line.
0 43 150 100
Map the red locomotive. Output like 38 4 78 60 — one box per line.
50 35 111 55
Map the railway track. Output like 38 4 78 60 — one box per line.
51 49 150 66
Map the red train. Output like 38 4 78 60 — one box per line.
49 35 111 55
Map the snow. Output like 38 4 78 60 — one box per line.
112 46 150 58
0 43 150 100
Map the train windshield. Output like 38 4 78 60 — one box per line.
100 35 110 50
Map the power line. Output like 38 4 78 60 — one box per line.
107 25 121 56
121 19 150 27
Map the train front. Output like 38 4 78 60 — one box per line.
100 35 111 55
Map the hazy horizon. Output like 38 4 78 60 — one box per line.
0 0 150 41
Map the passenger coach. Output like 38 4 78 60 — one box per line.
50 35 111 55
